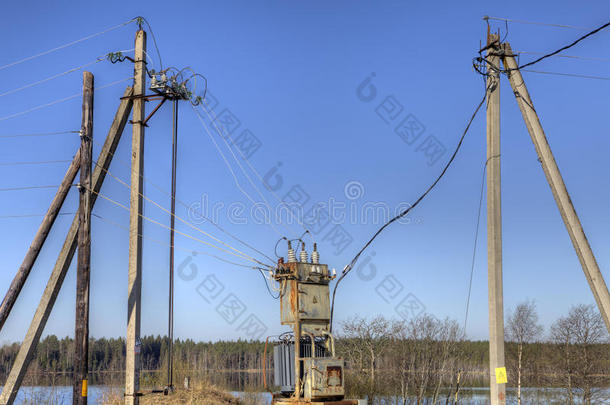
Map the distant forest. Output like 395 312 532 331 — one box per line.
1 334 608 386
2 306 610 403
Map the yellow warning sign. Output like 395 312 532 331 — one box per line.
495 367 507 384
81 379 88 397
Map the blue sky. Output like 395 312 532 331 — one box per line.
1 0 609 344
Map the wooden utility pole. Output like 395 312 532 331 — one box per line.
0 87 133 405
73 71 93 405
0 150 81 332
501 42 610 332
486 33 506 405
125 29 146 405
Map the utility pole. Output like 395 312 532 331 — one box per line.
167 99 178 392
486 33 506 405
0 150 80 332
126 28 146 405
74 71 93 405
501 42 610 332
0 86 133 405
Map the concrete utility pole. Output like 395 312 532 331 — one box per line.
125 29 146 405
73 71 93 405
486 33 506 405
501 42 610 332
0 151 80 332
0 87 133 405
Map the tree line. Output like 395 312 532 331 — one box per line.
1 303 608 404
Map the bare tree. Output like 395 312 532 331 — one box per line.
551 304 609 405
339 315 395 398
506 300 543 405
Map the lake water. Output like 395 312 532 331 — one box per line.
4 386 610 404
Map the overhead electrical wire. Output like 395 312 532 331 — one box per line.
133 16 163 71
462 157 491 335
483 16 591 30
89 138 274 264
522 69 610 81
0 160 72 166
0 130 80 138
196 104 289 237
0 18 137 72
92 212 262 270
199 101 312 239
192 105 285 237
0 59 104 98
329 82 493 331
516 50 610 62
478 20 610 74
94 162 273 264
0 185 67 192
0 77 134 122
0 212 76 219
88 187 273 269
92 161 275 267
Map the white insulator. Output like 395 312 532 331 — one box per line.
311 243 320 264
287 241 296 263
299 248 308 263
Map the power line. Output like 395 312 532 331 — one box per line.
0 130 79 138
463 157 491 335
89 138 275 264
0 212 76 219
192 105 285 237
199 102 311 239
0 160 72 166
92 213 261 270
0 185 66 192
92 161 274 267
133 16 163 70
522 69 610 81
89 187 273 268
516 51 610 62
481 20 610 73
0 77 133 122
483 16 591 30
0 59 103 98
0 18 136 72
330 82 492 331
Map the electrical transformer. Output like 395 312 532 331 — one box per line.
271 242 359 405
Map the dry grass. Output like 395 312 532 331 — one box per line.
100 380 244 405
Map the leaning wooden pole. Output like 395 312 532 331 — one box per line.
73 71 94 405
501 42 610 332
0 150 81 332
0 86 133 405
486 33 506 405
125 29 146 405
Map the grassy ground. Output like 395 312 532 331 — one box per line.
100 380 254 405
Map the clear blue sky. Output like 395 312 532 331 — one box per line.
1 0 609 344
